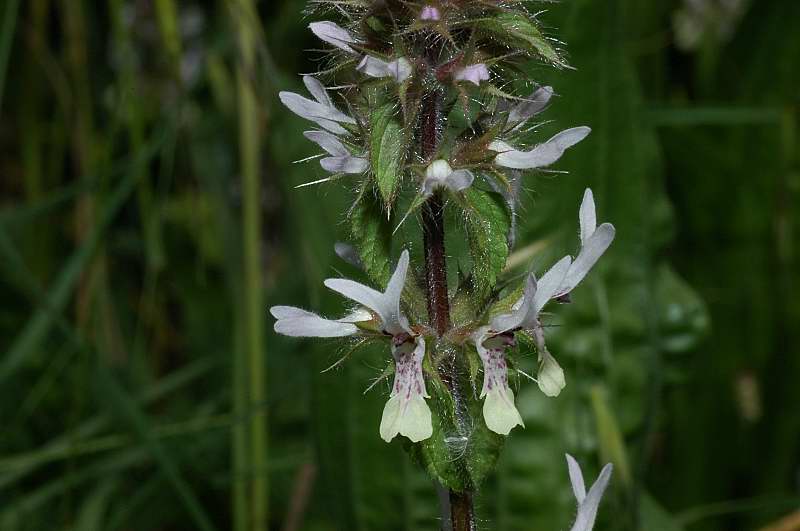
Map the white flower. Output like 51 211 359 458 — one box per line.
506 86 554 129
357 56 413 83
565 455 613 531
420 5 441 21
421 160 475 197
471 326 524 435
473 189 614 402
489 126 591 169
454 63 490 86
309 21 359 54
303 130 368 174
270 250 434 443
279 76 356 135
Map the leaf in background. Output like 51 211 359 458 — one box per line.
0 169 138 386
589 385 631 488
75 480 117 531
463 187 511 298
94 367 216 531
640 493 687 531
369 102 406 209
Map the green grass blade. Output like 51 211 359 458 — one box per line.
94 365 217 531
0 171 136 384
234 0 268 528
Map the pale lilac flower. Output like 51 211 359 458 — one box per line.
270 305 369 338
471 189 614 410
304 130 368 174
421 160 474 197
420 5 441 21
489 126 591 169
553 189 616 299
357 56 413 83
279 76 356 135
454 63 490 86
309 21 358 54
270 250 434 443
566 455 613 531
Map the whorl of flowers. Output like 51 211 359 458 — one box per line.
271 0 615 510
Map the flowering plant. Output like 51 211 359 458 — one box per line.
272 1 615 528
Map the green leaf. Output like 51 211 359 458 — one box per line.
369 102 406 208
463 187 511 297
475 12 566 67
350 189 393 287
589 385 632 488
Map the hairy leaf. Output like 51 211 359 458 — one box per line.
463 187 512 298
369 102 406 208
350 189 393 287
475 12 566 67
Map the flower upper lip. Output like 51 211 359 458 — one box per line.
323 249 412 336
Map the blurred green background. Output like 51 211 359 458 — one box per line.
0 0 798 529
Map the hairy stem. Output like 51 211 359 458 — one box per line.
419 88 475 531
422 192 450 335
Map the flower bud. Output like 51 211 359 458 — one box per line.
538 352 566 397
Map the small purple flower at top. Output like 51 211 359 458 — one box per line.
420 5 441 21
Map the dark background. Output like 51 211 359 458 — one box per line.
0 0 798 529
